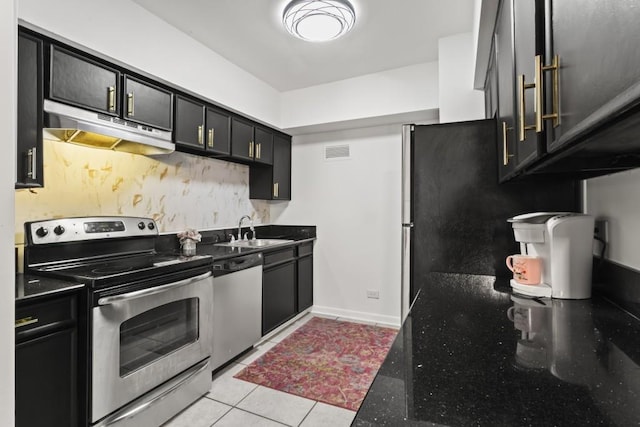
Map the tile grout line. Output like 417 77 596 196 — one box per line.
296 401 318 427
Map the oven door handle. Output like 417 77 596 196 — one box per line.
97 271 212 306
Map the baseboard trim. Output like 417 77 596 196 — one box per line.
311 305 401 328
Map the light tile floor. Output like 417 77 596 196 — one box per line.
162 313 387 427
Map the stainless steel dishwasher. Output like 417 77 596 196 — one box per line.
211 252 263 371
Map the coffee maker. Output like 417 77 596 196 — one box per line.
507 212 595 299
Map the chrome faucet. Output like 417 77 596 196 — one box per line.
238 215 254 241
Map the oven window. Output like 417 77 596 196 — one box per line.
119 298 199 376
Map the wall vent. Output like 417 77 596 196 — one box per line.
324 144 351 161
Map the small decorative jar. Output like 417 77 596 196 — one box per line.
177 228 201 257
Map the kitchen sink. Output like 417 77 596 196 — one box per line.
216 238 294 248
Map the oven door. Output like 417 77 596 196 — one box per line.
91 270 213 423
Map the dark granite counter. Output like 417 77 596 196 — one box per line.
16 273 84 302
353 273 640 426
156 224 316 261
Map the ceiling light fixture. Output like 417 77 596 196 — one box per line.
283 0 356 42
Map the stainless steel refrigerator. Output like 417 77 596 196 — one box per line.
401 120 579 319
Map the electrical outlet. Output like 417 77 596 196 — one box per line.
594 219 609 243
366 290 380 299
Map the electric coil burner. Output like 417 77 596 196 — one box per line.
24 216 214 427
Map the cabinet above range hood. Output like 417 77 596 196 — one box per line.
43 99 175 156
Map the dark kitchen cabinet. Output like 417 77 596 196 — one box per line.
231 118 273 164
494 0 517 181
297 243 313 312
50 45 120 115
16 31 43 188
174 96 205 150
123 75 172 130
544 0 640 154
15 293 78 427
249 134 291 200
175 95 231 155
262 253 297 335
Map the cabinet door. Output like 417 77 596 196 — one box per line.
262 261 297 335
123 76 173 130
484 47 498 119
495 0 517 181
50 46 120 115
272 135 291 200
546 0 640 153
254 127 273 165
16 328 77 427
17 31 43 188
174 96 205 150
205 107 230 155
513 0 542 168
231 118 254 161
297 254 313 312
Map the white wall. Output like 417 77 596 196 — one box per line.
438 32 485 123
280 62 439 132
1 0 16 423
18 0 281 127
585 169 640 270
270 124 402 325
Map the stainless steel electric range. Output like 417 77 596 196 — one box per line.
24 216 213 427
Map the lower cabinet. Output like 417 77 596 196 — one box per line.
262 242 314 336
15 293 78 427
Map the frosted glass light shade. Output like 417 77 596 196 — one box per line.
283 0 356 42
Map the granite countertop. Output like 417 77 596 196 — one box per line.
16 273 85 302
353 272 640 426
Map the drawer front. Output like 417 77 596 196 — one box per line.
297 242 313 257
16 295 76 338
263 247 296 267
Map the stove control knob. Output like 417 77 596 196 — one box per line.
53 225 65 236
138 222 146 230
35 227 48 238
147 222 155 230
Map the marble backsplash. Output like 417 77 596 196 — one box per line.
15 139 270 245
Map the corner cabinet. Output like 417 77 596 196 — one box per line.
17 30 44 188
485 0 640 180
250 134 291 200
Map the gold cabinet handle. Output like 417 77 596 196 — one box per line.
249 141 254 158
108 86 115 112
518 54 560 141
197 125 203 145
15 316 39 328
127 92 134 117
207 128 214 148
502 121 514 166
256 142 261 159
273 182 279 198
27 147 37 180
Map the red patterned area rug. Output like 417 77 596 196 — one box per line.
234 317 397 411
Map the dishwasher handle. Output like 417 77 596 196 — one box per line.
212 253 263 277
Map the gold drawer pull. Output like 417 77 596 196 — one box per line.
15 316 39 328
502 121 514 166
518 54 560 141
127 92 135 117
249 141 254 158
107 86 115 112
208 128 214 148
197 125 204 145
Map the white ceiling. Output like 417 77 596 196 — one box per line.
131 0 476 92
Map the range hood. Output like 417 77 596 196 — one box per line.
43 99 175 156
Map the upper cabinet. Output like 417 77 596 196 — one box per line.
16 30 44 188
123 75 172 130
250 134 291 200
50 46 121 116
231 118 273 165
485 0 640 180
174 95 230 156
